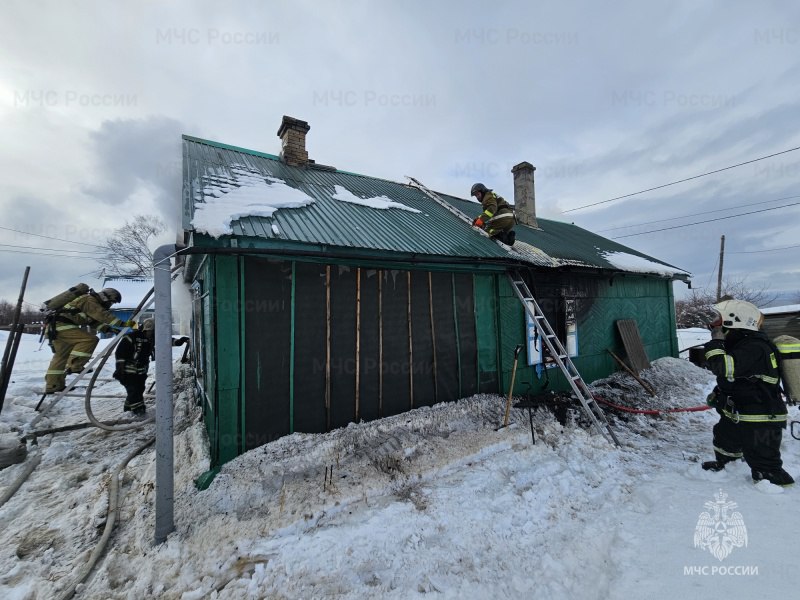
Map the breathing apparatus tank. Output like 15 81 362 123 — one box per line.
773 335 800 403
42 283 90 312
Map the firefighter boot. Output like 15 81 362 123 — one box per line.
752 468 795 487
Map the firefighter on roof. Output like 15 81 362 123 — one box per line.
470 183 516 245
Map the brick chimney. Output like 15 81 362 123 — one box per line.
277 115 311 166
511 161 538 228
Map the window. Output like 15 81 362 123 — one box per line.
526 297 578 367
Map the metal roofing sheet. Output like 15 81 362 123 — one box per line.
183 136 508 261
442 193 689 276
182 135 690 278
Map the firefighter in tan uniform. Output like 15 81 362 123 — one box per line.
44 288 131 393
470 183 516 245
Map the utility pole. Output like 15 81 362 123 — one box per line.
716 235 725 301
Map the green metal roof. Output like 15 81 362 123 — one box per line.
182 135 690 279
183 135 509 263
441 193 690 277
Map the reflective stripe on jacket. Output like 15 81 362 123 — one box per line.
480 191 514 221
704 330 786 419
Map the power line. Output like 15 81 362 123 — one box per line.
610 200 800 239
0 242 103 255
596 194 800 233
564 145 800 213
0 225 104 248
0 248 100 259
728 243 800 254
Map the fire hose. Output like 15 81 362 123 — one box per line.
592 394 712 415
55 436 155 600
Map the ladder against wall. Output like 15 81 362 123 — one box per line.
507 272 620 446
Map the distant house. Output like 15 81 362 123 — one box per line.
180 116 691 475
101 277 154 322
761 304 800 339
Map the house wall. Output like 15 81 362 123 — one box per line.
496 271 679 396
193 255 492 467
192 255 679 468
763 313 800 340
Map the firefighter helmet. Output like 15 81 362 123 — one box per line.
141 318 155 331
714 299 763 332
98 288 122 305
470 183 490 197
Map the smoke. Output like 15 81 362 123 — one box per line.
171 276 193 336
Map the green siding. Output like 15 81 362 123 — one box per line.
496 275 526 396
238 256 247 454
199 260 217 462
215 255 242 464
497 274 679 395
195 254 678 474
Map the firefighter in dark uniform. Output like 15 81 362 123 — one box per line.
702 299 793 486
114 319 188 414
44 287 129 393
470 183 516 245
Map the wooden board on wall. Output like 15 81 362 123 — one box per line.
615 319 651 373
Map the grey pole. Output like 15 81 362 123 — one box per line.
154 244 178 544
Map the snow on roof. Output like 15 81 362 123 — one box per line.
101 277 153 309
600 249 689 278
332 185 421 213
191 174 314 238
761 304 800 315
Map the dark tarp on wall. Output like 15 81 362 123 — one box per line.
380 270 411 417
292 262 327 433
241 260 482 444
358 269 381 422
243 258 292 449
431 272 460 403
410 271 436 407
329 265 358 429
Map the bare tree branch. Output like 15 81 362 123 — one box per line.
675 277 780 328
92 215 166 278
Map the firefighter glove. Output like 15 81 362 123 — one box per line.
97 323 111 334
706 389 720 407
472 217 484 228
175 336 190 346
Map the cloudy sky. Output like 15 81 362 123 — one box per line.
1 0 799 306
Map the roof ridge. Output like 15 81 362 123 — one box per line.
182 134 450 193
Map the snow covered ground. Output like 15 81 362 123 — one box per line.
1 330 799 599
676 327 711 357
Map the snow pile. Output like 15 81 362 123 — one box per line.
1 332 799 599
192 173 314 238
587 357 716 433
332 185 421 213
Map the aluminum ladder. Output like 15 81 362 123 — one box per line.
406 176 493 240
507 272 620 446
